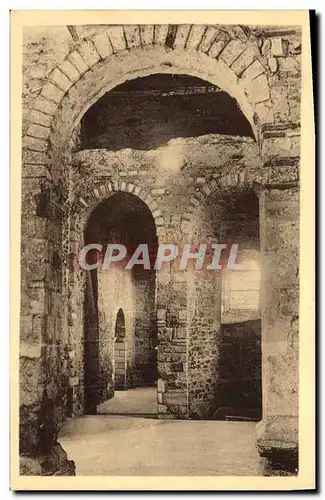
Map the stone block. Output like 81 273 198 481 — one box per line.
20 341 42 359
268 57 278 73
92 30 113 59
157 378 165 393
107 25 127 51
209 38 228 59
198 26 218 53
50 68 73 92
241 59 265 82
277 57 300 75
24 136 48 153
164 390 187 406
231 47 256 76
245 74 270 104
68 50 89 75
157 307 167 321
271 37 286 57
30 109 53 128
41 82 64 104
27 124 50 140
219 39 246 66
124 25 141 48
255 101 275 124
59 59 81 82
158 327 173 342
20 316 33 341
173 24 191 49
155 217 164 226
181 220 191 234
261 38 271 55
69 376 79 386
33 96 58 116
140 25 154 45
186 25 206 50
175 327 186 341
158 403 168 414
157 226 166 237
78 40 100 68
154 25 169 45
256 416 298 471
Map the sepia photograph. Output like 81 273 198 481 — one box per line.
10 10 315 490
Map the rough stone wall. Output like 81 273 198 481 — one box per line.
20 23 301 474
98 267 136 394
69 137 260 419
186 189 260 419
133 271 157 386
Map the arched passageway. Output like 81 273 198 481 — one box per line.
83 191 158 414
20 23 302 476
114 308 127 389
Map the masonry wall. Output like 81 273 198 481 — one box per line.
20 23 301 474
68 136 260 418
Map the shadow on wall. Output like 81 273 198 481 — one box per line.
79 74 254 151
212 320 262 422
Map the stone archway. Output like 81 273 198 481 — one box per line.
69 186 162 415
23 23 277 182
114 308 127 390
20 23 301 475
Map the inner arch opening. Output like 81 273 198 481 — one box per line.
83 192 158 414
80 73 255 151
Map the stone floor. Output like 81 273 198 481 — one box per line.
98 386 157 416
59 387 265 476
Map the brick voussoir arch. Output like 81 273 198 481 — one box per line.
71 179 167 239
23 23 272 175
180 171 257 235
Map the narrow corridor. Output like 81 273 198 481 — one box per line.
98 387 157 416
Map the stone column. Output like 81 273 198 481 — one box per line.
257 169 299 473
156 268 188 419
19 169 75 475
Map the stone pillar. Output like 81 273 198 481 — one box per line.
19 170 75 475
156 269 188 419
257 176 299 473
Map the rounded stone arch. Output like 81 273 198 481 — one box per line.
114 308 126 341
69 179 167 250
180 171 259 236
23 23 273 179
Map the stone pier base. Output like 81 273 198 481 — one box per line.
256 417 298 475
20 444 76 476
